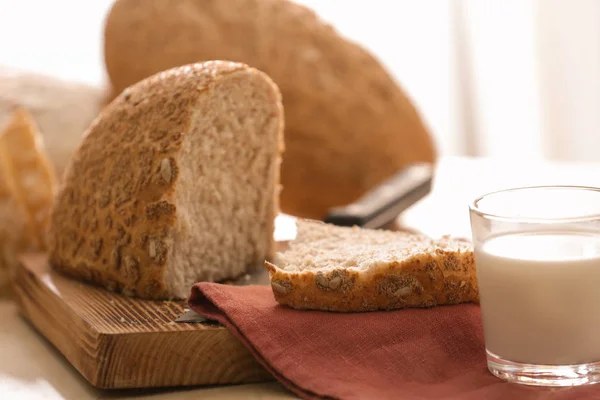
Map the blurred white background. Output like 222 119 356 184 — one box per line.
1 0 598 162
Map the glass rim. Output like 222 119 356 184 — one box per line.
469 185 600 223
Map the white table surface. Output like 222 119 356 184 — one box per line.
4 156 600 399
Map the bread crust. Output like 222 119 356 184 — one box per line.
104 0 436 219
0 108 57 248
0 163 26 294
0 107 57 294
265 245 478 312
49 61 282 299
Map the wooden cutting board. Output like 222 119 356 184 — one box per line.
12 253 274 389
10 214 407 390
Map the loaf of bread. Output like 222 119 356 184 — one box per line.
0 108 57 292
103 0 436 219
265 220 478 312
0 66 107 178
49 61 284 300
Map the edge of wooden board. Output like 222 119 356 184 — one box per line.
12 254 272 389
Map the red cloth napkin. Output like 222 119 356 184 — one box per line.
188 283 600 400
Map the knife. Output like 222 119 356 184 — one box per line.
175 309 212 323
323 163 433 229
174 271 263 323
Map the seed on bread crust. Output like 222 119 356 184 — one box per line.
315 273 328 289
98 191 111 208
271 280 291 295
148 240 157 259
89 238 103 261
443 254 460 271
393 286 412 297
378 275 423 298
315 271 347 291
328 276 342 290
160 158 173 183
122 254 140 282
315 270 352 291
111 246 122 269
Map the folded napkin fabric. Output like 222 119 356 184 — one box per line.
189 283 600 400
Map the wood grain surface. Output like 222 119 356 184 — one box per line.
12 253 273 389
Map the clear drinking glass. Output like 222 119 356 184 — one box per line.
469 186 600 387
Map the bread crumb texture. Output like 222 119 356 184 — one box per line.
266 220 478 312
49 61 283 299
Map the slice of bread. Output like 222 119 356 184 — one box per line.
49 61 284 300
103 0 436 219
0 107 57 292
0 66 107 178
265 220 478 312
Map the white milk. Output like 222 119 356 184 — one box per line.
475 231 600 365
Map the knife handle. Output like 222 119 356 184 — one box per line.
323 163 433 229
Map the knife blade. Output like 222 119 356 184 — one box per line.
174 308 222 324
323 163 433 229
174 309 208 323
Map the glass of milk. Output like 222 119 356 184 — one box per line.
469 186 600 387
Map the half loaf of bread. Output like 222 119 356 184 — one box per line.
49 61 284 300
266 220 478 312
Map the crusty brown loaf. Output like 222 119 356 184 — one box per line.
0 108 57 293
49 61 284 300
104 0 436 219
265 220 478 312
0 66 107 179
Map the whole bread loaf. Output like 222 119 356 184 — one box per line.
266 220 478 312
104 0 436 219
0 66 107 178
0 108 57 293
49 61 284 300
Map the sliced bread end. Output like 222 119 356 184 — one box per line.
265 220 478 312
